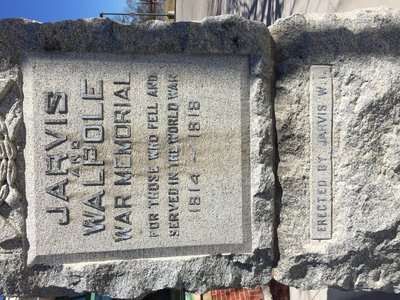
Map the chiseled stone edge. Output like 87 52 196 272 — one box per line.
270 7 400 293
0 16 274 298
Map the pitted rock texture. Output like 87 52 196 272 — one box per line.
0 16 274 298
271 7 400 293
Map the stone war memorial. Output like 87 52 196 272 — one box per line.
0 6 399 299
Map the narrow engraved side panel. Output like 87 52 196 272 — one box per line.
310 65 332 240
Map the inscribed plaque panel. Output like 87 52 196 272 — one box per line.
23 53 251 264
309 65 332 240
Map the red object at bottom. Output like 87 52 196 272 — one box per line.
210 286 264 300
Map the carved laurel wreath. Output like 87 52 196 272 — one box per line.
0 79 23 249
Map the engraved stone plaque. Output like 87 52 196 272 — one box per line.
309 65 332 240
0 16 273 298
24 53 252 264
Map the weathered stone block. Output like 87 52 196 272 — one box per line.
271 7 400 293
0 17 274 298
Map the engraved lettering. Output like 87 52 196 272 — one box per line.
310 65 332 240
46 178 68 201
83 147 104 165
45 129 67 151
113 73 131 85
317 86 328 96
71 168 80 177
83 211 105 235
147 74 158 97
44 89 70 228
46 207 69 225
113 156 132 168
148 135 159 160
45 92 67 114
46 153 68 175
45 119 67 125
82 125 104 143
81 79 103 100
168 148 179 167
114 109 131 123
148 213 159 237
167 75 178 99
115 211 131 225
167 103 179 144
114 125 131 139
114 195 132 208
83 190 105 212
114 87 130 100
70 140 80 149
83 168 104 186
114 226 132 242
114 171 131 185
29 54 250 261
82 103 103 120
147 167 159 207
168 172 178 185
147 103 158 129
114 140 131 155
70 154 80 165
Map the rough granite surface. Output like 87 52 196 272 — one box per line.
1 7 399 298
271 7 400 293
0 16 275 298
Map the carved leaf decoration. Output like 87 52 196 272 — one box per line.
0 79 22 251
0 215 19 245
0 79 13 101
4 100 22 141
4 186 20 210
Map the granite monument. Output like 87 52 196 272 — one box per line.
0 6 399 299
0 16 274 298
